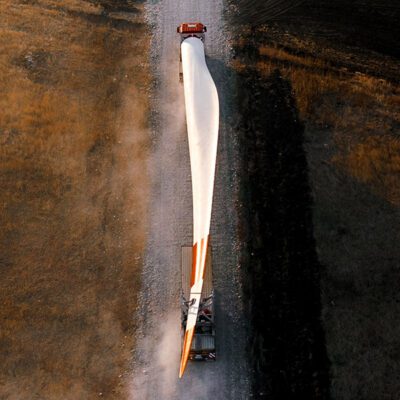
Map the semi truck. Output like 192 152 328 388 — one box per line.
177 22 219 378
177 22 207 82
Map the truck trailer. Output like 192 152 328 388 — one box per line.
181 246 216 361
177 21 219 378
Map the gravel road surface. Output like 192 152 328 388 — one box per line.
131 1 250 399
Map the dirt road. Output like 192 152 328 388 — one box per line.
131 1 250 399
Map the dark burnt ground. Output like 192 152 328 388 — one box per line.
236 60 329 398
229 2 400 399
279 0 400 60
231 0 400 60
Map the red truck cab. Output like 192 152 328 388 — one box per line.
177 22 207 82
177 22 207 42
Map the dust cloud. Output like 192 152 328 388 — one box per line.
128 48 190 400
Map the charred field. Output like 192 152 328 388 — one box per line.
229 1 400 399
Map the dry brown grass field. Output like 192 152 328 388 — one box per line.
0 1 150 398
231 6 400 398
252 34 400 206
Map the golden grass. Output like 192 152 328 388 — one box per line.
0 1 150 398
250 40 400 205
334 136 400 204
259 45 329 70
256 59 340 117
